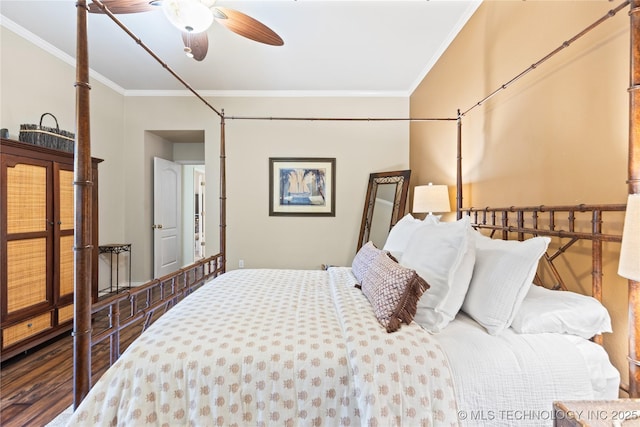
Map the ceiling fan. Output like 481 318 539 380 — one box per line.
88 0 284 61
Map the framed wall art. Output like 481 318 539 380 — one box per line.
269 157 336 216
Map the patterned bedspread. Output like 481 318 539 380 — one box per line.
68 267 459 426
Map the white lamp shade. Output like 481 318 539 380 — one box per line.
619 193 640 281
163 0 213 33
412 184 451 214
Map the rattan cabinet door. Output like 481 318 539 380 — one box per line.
4 159 52 314
1 155 53 351
57 166 74 299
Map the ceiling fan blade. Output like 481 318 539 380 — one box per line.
214 7 284 46
182 32 209 61
88 0 155 14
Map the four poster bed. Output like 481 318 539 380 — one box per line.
67 0 640 425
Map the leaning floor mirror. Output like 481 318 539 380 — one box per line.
357 170 411 251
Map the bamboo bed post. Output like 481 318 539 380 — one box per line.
73 0 92 408
627 0 640 399
456 109 462 220
220 112 227 272
592 209 604 346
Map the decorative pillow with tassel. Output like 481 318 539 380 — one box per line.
351 241 397 289
361 252 430 332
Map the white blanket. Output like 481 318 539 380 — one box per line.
67 268 459 426
436 312 620 427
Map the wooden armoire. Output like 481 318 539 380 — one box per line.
0 138 101 361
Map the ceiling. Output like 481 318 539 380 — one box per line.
0 1 480 96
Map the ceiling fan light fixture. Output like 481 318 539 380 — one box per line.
162 0 213 34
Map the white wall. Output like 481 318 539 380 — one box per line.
2 24 410 284
174 142 205 162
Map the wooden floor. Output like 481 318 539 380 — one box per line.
0 266 210 426
1 304 142 426
1 332 81 426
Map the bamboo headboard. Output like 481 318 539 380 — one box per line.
462 204 625 334
461 204 631 393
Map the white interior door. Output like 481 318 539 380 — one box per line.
153 157 182 278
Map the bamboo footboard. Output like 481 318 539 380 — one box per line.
89 254 225 368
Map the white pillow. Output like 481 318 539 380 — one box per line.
400 217 476 333
383 214 426 261
511 284 612 339
462 233 551 335
382 213 436 261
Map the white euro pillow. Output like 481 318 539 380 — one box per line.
462 233 551 335
511 284 612 339
400 216 476 333
383 213 437 261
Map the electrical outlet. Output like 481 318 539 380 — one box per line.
239 259 244 269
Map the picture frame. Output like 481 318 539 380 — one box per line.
269 157 336 216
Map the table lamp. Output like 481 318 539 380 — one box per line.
412 183 451 222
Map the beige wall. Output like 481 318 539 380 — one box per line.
410 1 630 392
124 96 410 276
0 27 127 245
2 24 409 283
221 97 409 271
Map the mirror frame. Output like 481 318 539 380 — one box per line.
357 170 411 251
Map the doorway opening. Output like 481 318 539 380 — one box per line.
193 167 206 261
148 130 205 278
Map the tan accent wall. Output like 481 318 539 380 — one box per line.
410 1 630 392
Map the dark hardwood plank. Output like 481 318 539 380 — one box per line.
0 263 218 426
1 333 74 426
0 309 142 426
1 403 30 423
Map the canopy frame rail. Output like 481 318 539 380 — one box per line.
89 0 223 118
459 0 630 118
225 116 458 122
